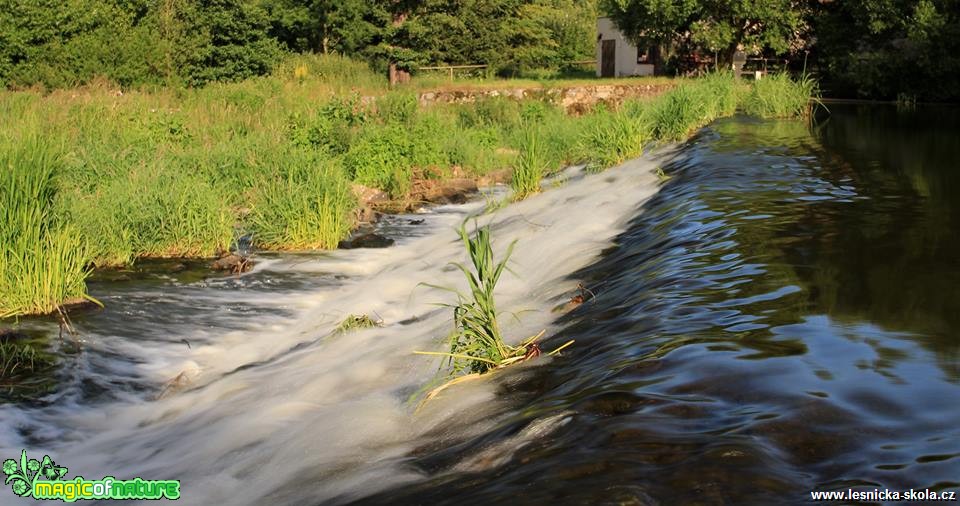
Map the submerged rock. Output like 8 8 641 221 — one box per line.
211 254 254 274
338 233 395 249
0 328 28 341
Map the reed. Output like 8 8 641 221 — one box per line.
247 161 356 250
511 130 548 199
580 109 646 171
0 139 92 318
742 73 819 119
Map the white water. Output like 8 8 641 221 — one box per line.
1 150 671 505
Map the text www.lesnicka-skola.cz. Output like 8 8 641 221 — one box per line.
811 489 957 502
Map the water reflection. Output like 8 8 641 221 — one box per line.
352 108 960 505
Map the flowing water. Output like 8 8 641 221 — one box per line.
2 104 959 505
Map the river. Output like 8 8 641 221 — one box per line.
2 104 958 505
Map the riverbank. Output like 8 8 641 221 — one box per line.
0 56 815 317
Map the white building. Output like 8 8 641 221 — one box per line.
596 17 655 77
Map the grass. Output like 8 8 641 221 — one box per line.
511 130 548 198
416 221 538 375
248 160 356 250
414 222 573 394
0 54 820 316
742 73 819 119
416 221 519 375
0 138 92 318
334 314 381 334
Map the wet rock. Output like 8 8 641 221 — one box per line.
411 178 478 205
211 254 254 274
338 233 395 249
0 329 28 341
354 205 378 224
577 391 661 416
58 298 102 313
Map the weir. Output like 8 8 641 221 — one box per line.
0 148 671 505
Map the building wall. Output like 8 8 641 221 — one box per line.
596 17 655 77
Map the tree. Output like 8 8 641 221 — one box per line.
261 0 385 54
812 0 960 101
601 0 808 66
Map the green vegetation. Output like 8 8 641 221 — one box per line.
417 222 529 375
334 314 381 334
604 0 959 102
0 139 91 318
742 73 819 119
0 0 599 90
511 131 549 198
0 60 817 317
248 161 355 250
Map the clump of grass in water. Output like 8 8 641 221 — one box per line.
335 314 381 334
511 130 548 199
0 342 39 377
416 221 573 381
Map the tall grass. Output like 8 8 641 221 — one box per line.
579 108 646 171
424 222 519 375
0 139 91 317
647 72 740 140
0 60 819 315
247 162 356 250
742 73 819 118
511 130 548 198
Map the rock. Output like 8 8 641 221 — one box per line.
411 178 478 205
354 205 378 224
0 329 28 341
58 298 101 313
351 184 390 206
211 254 254 273
338 233 395 249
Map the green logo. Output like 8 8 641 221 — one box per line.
3 450 180 501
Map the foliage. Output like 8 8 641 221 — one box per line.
512 130 549 198
334 314 380 334
0 138 91 317
813 0 960 101
0 0 284 89
742 72 818 118
247 160 355 250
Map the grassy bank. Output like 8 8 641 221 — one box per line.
0 55 817 317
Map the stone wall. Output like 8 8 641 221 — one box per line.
418 83 675 114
